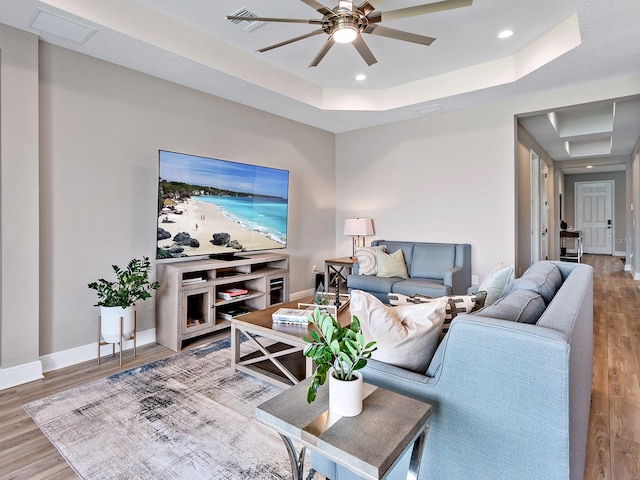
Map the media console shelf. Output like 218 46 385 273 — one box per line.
156 252 289 352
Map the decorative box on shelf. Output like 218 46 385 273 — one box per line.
299 293 350 316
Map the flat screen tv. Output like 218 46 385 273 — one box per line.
157 150 289 260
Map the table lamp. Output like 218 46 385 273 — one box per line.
343 218 374 258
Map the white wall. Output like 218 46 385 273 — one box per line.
336 74 640 284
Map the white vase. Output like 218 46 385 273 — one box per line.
329 370 364 417
100 305 135 344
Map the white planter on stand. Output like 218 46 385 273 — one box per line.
100 305 135 344
329 370 364 417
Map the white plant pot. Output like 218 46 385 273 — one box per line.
100 305 135 344
329 370 364 417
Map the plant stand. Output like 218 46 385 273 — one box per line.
97 311 137 366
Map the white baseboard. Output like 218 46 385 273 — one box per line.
291 288 314 301
40 328 156 373
0 361 44 391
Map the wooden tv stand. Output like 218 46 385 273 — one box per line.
155 252 289 352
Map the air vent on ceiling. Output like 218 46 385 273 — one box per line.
228 8 265 32
415 104 444 115
29 9 97 44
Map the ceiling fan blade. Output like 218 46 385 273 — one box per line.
300 0 336 17
377 0 472 22
227 15 323 25
364 24 435 46
309 37 336 67
352 35 378 66
357 0 389 15
259 29 325 53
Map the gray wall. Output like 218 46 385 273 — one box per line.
0 25 40 372
516 123 557 277
1 24 336 373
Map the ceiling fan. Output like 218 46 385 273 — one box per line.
227 0 473 67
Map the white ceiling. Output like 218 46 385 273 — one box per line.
1 0 639 166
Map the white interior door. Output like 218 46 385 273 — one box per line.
576 181 613 254
531 151 549 262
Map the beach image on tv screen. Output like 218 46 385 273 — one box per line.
157 150 289 259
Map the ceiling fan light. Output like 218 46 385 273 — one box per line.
333 26 358 43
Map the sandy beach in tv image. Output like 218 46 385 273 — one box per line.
158 197 284 255
157 151 288 258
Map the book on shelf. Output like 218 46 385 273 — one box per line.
271 307 313 325
218 306 251 320
182 277 206 285
218 288 249 300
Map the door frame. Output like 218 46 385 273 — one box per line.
530 150 550 262
574 180 614 255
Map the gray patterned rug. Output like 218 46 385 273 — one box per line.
24 337 315 479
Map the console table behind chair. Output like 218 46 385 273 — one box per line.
324 257 357 291
560 230 583 263
97 312 137 367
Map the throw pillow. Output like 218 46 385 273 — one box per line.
478 264 514 306
473 289 545 324
350 290 447 372
376 249 409 279
354 245 387 276
388 291 487 331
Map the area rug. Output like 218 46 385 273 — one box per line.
24 337 315 479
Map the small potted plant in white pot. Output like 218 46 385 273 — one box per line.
88 257 160 344
302 308 377 417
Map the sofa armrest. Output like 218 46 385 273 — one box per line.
443 266 467 295
360 317 579 480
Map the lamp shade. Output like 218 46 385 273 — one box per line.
343 218 374 236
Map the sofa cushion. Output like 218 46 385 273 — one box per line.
377 249 409 279
354 245 387 276
409 244 456 280
350 290 447 372
479 263 514 305
503 262 563 305
391 279 451 298
348 273 400 294
472 288 545 324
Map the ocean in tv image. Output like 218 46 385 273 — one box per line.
157 150 289 259
194 196 288 245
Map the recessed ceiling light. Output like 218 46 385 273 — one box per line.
355 74 366 81
586 165 593 169
498 30 513 39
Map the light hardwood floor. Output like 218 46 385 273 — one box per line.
0 254 638 479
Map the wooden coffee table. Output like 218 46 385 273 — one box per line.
230 299 351 389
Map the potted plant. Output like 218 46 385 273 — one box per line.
302 308 377 417
88 257 160 343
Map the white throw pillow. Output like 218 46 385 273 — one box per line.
479 264 514 306
354 245 387 275
350 290 447 372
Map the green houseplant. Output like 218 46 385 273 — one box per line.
302 308 376 416
88 257 160 308
88 257 160 343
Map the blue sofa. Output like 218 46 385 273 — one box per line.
347 240 471 302
314 261 593 480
